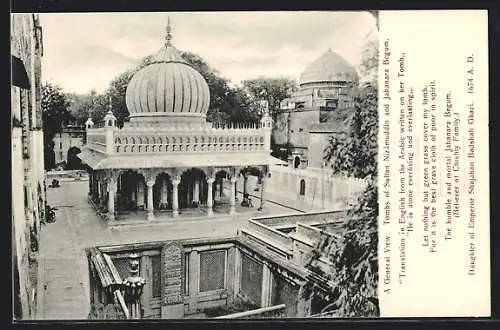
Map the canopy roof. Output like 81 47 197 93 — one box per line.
78 148 286 170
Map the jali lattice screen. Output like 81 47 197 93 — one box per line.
199 250 226 292
240 253 263 305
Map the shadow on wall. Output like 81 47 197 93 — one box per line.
65 146 85 170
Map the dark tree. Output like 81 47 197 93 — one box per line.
302 21 379 316
70 51 259 128
241 77 297 121
180 51 260 125
41 82 72 169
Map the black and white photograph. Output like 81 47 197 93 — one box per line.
11 11 380 320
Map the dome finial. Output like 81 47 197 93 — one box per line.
165 17 172 46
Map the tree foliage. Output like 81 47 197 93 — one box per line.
180 51 261 125
42 82 72 137
87 302 127 320
241 77 297 120
65 92 91 125
68 51 262 128
324 85 378 179
304 84 378 318
303 27 379 317
41 82 72 169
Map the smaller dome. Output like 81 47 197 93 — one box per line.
299 49 358 88
125 21 210 123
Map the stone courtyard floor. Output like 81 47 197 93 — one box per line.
36 180 303 320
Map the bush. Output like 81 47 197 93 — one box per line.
203 298 259 318
88 302 126 320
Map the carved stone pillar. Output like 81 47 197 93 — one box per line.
122 253 146 319
88 171 92 196
146 180 155 221
243 174 248 196
193 179 200 204
95 177 99 202
97 181 101 203
107 176 117 221
258 176 266 211
234 181 238 202
206 177 215 216
213 179 219 202
229 177 238 215
100 182 107 209
92 174 97 200
188 250 200 312
261 264 273 308
172 177 180 217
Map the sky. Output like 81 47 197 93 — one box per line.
39 11 377 95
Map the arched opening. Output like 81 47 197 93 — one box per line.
213 169 230 203
294 156 301 169
153 172 173 210
65 146 83 170
117 170 145 212
180 168 207 209
242 166 263 190
299 179 306 196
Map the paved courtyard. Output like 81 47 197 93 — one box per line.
37 179 303 320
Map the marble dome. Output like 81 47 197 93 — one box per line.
125 25 210 121
299 49 358 89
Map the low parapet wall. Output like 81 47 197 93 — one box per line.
46 170 88 181
251 210 347 228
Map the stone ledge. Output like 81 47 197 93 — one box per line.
107 213 243 230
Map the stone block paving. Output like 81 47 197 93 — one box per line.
38 180 299 320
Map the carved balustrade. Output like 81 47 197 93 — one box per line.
112 129 266 154
86 128 107 152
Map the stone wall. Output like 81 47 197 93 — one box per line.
307 132 330 168
273 112 289 145
240 252 263 305
53 130 85 165
267 164 367 210
274 109 320 152
91 235 317 319
253 210 347 228
11 13 45 320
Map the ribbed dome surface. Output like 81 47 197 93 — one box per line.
125 40 210 118
299 49 358 87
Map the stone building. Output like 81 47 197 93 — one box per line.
86 210 344 319
52 123 86 167
11 13 46 319
267 49 365 210
275 49 359 168
78 23 283 223
80 23 366 320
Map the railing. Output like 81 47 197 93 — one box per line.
214 304 286 319
86 128 106 152
84 126 267 154
267 165 367 208
247 220 293 248
113 131 266 154
252 210 347 228
113 290 130 319
296 223 323 242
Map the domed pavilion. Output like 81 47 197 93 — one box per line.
275 49 359 169
78 22 282 222
281 48 358 112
